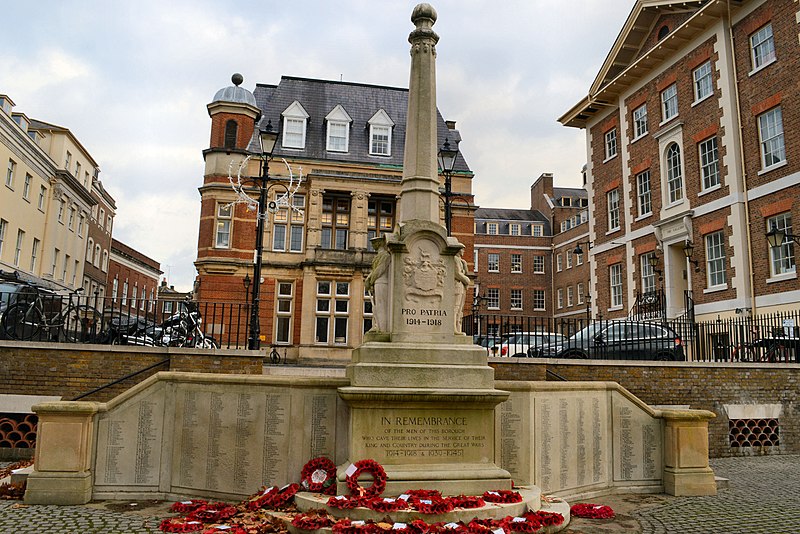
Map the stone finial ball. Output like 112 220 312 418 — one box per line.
231 73 244 86
411 3 437 24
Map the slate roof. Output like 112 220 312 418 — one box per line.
474 208 551 236
249 76 471 173
553 186 587 198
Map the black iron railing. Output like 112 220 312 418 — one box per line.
0 289 254 349
466 310 800 363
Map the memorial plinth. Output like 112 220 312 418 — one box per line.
339 223 511 495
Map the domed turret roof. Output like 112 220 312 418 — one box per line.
211 73 257 107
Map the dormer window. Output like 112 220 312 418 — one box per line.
281 101 310 149
368 109 395 156
325 105 352 153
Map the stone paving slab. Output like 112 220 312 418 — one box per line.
2 455 799 533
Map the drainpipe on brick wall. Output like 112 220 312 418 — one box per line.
728 0 757 316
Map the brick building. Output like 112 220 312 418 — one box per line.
195 75 475 360
473 173 589 335
560 0 799 321
83 176 115 302
107 238 161 317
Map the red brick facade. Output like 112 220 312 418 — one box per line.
562 0 800 320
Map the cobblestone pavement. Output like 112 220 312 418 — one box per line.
1 455 798 533
563 454 800 533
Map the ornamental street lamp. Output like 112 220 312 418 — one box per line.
766 226 800 248
248 121 280 350
573 240 592 256
437 138 459 236
682 240 700 272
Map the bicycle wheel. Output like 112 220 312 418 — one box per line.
2 303 43 340
270 349 281 364
61 305 102 343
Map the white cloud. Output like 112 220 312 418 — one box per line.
2 0 634 290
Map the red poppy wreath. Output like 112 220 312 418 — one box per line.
345 459 387 498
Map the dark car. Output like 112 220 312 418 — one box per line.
537 320 685 361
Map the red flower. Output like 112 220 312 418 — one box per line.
524 511 563 527
332 519 378 534
369 496 410 512
187 503 237 523
467 518 501 534
410 496 454 515
449 495 485 509
570 503 615 519
158 518 204 532
202 527 247 534
301 457 338 495
292 512 334 530
169 500 208 514
345 459 387 498
327 495 365 509
481 490 522 504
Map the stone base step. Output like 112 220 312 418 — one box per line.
715 476 729 491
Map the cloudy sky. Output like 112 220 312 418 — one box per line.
2 0 633 291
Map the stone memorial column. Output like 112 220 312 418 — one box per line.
338 3 511 496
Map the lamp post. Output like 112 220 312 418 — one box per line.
682 240 700 272
437 138 459 236
247 121 279 350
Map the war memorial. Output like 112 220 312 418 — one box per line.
21 4 717 532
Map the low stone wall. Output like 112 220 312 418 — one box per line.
0 341 263 403
490 358 800 458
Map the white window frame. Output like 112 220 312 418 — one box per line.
666 143 684 204
604 128 617 161
6 159 16 188
533 289 545 311
486 288 500 310
610 264 623 309
632 104 648 140
636 170 652 217
556 253 563 272
577 283 585 305
693 60 713 103
325 105 352 153
510 253 522 273
705 231 727 288
487 222 498 235
641 252 657 294
532 225 542 237
22 173 31 200
758 107 786 171
487 253 500 272
750 23 776 72
533 256 545 274
767 213 795 278
509 223 520 236
37 185 46 211
699 137 720 190
566 251 573 269
215 203 232 249
607 189 620 231
557 288 563 309
510 289 522 310
661 83 678 122
0 219 6 257
368 109 394 156
567 286 574 307
275 281 294 344
14 230 24 267
281 101 310 149
30 238 39 271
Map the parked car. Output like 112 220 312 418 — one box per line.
498 331 567 357
474 335 502 356
537 320 685 361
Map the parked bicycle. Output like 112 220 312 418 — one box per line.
730 328 791 362
1 286 102 343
